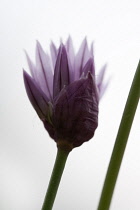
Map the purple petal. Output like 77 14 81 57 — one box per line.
53 73 99 147
60 46 70 88
53 45 70 98
53 45 62 98
25 51 37 80
90 41 94 57
23 70 49 121
50 41 58 69
99 78 110 99
82 58 95 77
36 41 53 101
66 36 75 82
97 64 107 94
66 36 75 56
74 38 91 80
90 42 95 72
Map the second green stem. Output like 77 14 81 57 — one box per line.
97 61 140 210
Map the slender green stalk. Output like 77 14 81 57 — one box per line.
97 61 140 210
41 148 70 210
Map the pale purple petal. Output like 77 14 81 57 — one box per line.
50 41 58 69
99 77 110 99
36 41 53 101
66 36 75 81
90 42 95 72
97 64 107 94
53 45 62 98
25 51 37 80
74 38 87 79
82 58 95 77
23 70 49 121
81 41 91 67
74 38 91 80
66 36 75 58
90 41 94 57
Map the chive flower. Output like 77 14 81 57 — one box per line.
23 37 107 151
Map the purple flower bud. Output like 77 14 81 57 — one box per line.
23 37 108 151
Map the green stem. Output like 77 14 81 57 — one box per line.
97 61 140 210
41 148 70 210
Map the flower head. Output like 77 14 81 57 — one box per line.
23 37 107 151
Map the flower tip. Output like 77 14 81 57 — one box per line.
61 44 67 54
36 40 42 50
23 48 27 55
67 35 72 42
23 69 27 77
23 70 32 83
90 41 94 55
60 37 63 44
23 70 30 88
83 36 88 44
50 40 55 47
36 39 39 44
103 63 108 69
57 43 65 55
24 50 30 61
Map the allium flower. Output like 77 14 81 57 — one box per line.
23 37 107 151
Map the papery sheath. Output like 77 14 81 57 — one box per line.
53 73 99 147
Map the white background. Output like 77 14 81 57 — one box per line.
0 0 140 209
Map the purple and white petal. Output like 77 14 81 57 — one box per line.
74 38 91 80
36 41 53 101
97 64 107 94
90 41 94 57
50 41 58 70
66 36 75 82
53 45 62 98
74 38 87 80
25 51 37 80
90 42 95 73
99 78 110 99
